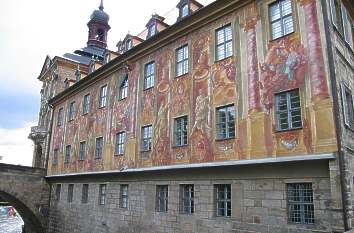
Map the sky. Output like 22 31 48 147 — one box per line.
0 0 214 166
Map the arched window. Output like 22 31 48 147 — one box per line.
104 53 110 64
119 75 128 100
96 28 104 41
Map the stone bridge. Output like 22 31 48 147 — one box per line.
0 163 50 233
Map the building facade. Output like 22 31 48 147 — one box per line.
31 0 354 232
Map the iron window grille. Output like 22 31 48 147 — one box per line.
287 183 314 224
55 184 61 201
67 184 74 203
119 76 129 100
81 184 89 204
174 116 188 146
120 184 129 208
144 62 155 89
57 107 64 126
180 184 194 214
215 24 233 61
215 184 231 217
156 185 168 212
275 89 302 131
99 184 107 205
115 132 126 155
269 0 294 40
216 105 235 140
53 148 59 165
64 145 71 163
176 45 189 77
99 85 108 108
95 137 103 159
141 125 152 151
79 141 86 161
82 94 90 114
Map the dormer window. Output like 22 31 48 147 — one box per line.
89 62 95 74
182 4 189 18
148 24 157 38
126 39 133 50
104 53 111 64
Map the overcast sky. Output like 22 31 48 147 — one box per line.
0 0 214 166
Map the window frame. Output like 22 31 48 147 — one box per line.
79 141 86 161
53 148 59 165
141 125 153 151
120 184 129 209
341 83 354 129
180 184 194 215
82 94 90 115
215 184 231 217
215 24 233 62
67 184 74 203
156 185 168 212
148 23 157 38
57 107 64 126
81 184 89 204
175 44 189 77
275 89 302 131
68 101 76 121
119 75 129 100
181 3 189 18
99 85 108 108
64 145 71 164
174 116 188 146
287 183 314 224
98 184 107 206
55 184 61 201
268 0 295 40
95 137 104 159
144 62 155 90
215 104 236 140
115 131 126 156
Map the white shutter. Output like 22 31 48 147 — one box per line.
329 0 338 28
341 83 350 127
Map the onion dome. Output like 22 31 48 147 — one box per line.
90 0 109 23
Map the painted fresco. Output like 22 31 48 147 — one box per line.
48 0 338 175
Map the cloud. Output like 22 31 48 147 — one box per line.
0 122 34 166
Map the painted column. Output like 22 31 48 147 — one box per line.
245 18 262 113
300 0 329 101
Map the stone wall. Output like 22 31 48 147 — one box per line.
47 160 339 233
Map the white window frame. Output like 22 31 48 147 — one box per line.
115 132 126 155
176 45 189 77
99 85 108 108
269 0 294 40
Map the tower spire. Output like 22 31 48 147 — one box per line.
99 0 104 10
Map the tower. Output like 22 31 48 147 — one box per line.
87 0 110 49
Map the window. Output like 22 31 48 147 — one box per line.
79 141 86 161
95 137 103 159
269 0 294 40
215 184 231 217
287 183 314 224
81 184 89 204
53 148 59 165
275 89 302 131
126 39 133 50
82 94 90 114
64 145 71 163
330 0 354 48
120 184 129 208
216 105 235 140
180 184 194 214
115 132 126 155
68 101 76 121
148 24 157 38
144 62 155 89
98 184 107 205
176 45 189 77
156 185 168 212
99 85 108 108
174 116 188 146
67 184 74 203
57 107 64 126
215 25 233 61
141 125 152 151
55 184 61 201
341 84 354 128
89 62 95 74
182 4 189 18
119 76 128 100
104 53 111 64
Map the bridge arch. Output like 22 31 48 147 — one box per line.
0 163 50 233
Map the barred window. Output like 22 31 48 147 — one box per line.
95 137 103 159
115 132 126 155
57 107 64 126
64 145 71 163
156 185 168 212
216 105 235 140
81 184 89 204
82 94 90 114
176 45 189 77
144 62 155 89
141 125 152 151
215 25 233 61
180 184 194 214
269 0 294 40
275 89 302 131
53 148 59 165
287 183 314 224
174 116 188 146
99 85 108 108
55 184 61 201
120 184 129 208
67 184 74 203
98 184 106 205
119 76 129 100
79 141 86 161
215 184 231 217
